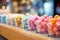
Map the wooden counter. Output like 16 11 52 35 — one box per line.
0 24 51 40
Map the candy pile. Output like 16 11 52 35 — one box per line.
27 15 40 30
0 14 60 37
21 14 30 29
35 15 49 33
48 15 60 37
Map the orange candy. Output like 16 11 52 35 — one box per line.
49 18 53 22
52 18 57 24
48 22 55 36
50 30 55 35
48 15 60 36
49 26 55 31
54 15 59 18
49 27 53 31
49 26 55 35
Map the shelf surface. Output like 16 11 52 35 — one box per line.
0 24 60 40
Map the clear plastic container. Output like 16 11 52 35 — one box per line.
22 18 29 29
21 14 30 29
1 14 6 24
0 15 1 23
35 20 48 34
47 16 60 37
15 16 22 28
6 14 12 26
27 15 39 31
47 22 55 36
10 14 16 27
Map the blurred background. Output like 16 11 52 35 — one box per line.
0 0 60 16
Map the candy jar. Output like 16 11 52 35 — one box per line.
35 15 48 33
21 16 26 29
15 16 22 28
48 18 57 36
47 22 55 36
48 15 60 37
11 17 16 26
27 15 40 31
21 14 30 29
6 14 12 26
54 17 60 37
1 14 6 24
0 14 1 23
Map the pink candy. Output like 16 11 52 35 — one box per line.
35 15 48 33
56 32 60 36
54 27 58 32
56 22 60 27
44 15 48 19
27 15 40 30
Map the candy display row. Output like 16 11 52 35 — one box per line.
0 14 60 37
0 14 26 27
28 15 60 37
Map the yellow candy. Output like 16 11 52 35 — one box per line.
15 16 22 27
18 16 20 18
17 18 20 21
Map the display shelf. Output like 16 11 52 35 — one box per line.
0 24 51 40
0 24 58 40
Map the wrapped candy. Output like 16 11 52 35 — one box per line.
35 15 48 33
27 15 40 30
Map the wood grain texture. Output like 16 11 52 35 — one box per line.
0 24 51 40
